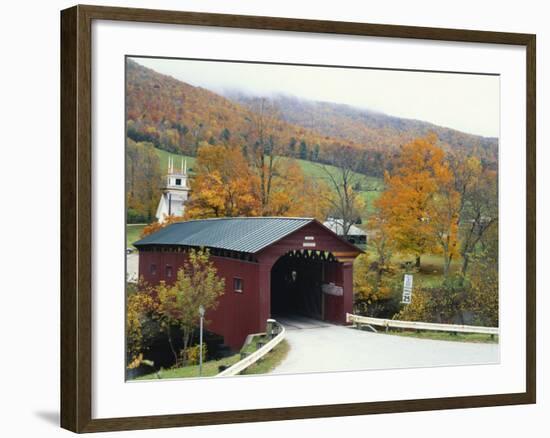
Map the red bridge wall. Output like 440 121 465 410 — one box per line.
137 221 360 350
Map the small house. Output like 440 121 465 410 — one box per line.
323 218 367 246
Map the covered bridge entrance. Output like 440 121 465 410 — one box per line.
271 250 338 321
134 217 362 349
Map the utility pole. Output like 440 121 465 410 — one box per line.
198 305 205 377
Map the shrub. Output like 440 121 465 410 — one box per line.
126 281 158 367
353 253 396 316
127 208 149 224
183 343 208 365
394 276 472 324
394 288 433 322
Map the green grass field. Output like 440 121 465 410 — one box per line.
381 329 498 344
126 224 146 248
363 247 462 287
134 339 290 380
358 190 382 216
155 148 196 175
241 340 290 375
411 254 461 287
135 354 241 380
279 156 384 189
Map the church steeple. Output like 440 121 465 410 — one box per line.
165 157 188 189
155 155 191 221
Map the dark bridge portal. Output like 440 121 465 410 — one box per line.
271 250 336 320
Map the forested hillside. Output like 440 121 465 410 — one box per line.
126 59 342 164
225 94 498 167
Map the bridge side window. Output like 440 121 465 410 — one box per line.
150 264 157 276
165 265 173 278
233 277 243 293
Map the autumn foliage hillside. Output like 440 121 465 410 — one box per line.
127 59 497 179
227 94 499 168
126 59 348 164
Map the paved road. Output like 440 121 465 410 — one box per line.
126 253 139 283
271 315 499 375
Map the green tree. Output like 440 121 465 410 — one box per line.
460 169 498 279
465 224 499 326
313 143 321 161
288 137 297 157
219 127 231 143
126 138 163 223
299 140 308 159
447 151 498 281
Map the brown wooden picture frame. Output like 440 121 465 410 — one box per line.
60 4 536 433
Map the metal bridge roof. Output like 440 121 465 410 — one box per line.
133 217 314 254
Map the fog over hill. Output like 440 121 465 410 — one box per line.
126 59 498 173
223 91 498 163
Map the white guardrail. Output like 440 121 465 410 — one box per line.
217 321 286 377
346 313 499 336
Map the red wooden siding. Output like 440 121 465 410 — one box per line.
138 251 260 349
205 256 260 349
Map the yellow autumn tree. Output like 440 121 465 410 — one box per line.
430 157 461 277
376 136 440 266
367 212 395 285
126 280 158 368
376 135 461 277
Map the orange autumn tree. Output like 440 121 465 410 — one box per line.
141 214 185 238
184 144 260 219
376 135 461 276
186 142 331 220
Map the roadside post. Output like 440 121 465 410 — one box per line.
266 318 276 339
402 274 413 304
198 305 205 377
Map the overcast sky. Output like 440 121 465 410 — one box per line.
131 57 500 138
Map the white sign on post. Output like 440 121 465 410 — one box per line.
402 274 413 304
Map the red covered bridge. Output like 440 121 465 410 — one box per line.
134 217 362 349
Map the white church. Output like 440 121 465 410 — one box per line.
155 156 191 222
